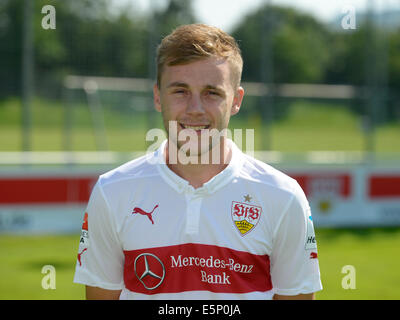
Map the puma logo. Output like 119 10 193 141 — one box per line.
310 252 318 259
132 204 159 224
77 248 87 266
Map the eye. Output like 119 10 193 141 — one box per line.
170 88 186 96
207 90 220 97
172 89 187 95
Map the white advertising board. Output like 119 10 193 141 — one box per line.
0 163 399 233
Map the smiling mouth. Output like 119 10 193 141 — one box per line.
179 123 210 131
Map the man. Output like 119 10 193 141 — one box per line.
73 24 322 300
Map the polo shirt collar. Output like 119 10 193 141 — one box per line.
155 139 244 195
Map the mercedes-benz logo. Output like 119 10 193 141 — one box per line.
134 253 165 290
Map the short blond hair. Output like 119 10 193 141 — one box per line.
156 24 243 89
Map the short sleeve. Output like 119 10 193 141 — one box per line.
73 180 125 290
270 182 323 296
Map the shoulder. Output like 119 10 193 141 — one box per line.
239 153 302 195
237 153 309 220
98 152 160 189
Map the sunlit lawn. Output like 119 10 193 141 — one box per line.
1 228 399 299
1 98 398 152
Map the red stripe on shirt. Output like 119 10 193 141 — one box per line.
123 243 272 295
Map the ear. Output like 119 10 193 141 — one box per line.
153 83 162 113
231 86 244 116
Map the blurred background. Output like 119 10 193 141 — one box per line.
0 0 399 299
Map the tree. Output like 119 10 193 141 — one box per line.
154 0 196 38
232 5 332 83
0 0 153 98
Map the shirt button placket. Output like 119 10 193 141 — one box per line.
185 192 202 235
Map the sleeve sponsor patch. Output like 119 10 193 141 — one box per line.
79 212 89 248
305 214 317 250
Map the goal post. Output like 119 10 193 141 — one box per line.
62 75 157 152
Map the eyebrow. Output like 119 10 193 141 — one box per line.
166 82 224 92
166 82 189 88
204 85 223 92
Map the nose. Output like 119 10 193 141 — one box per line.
186 93 205 115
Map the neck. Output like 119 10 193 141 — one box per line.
165 139 232 189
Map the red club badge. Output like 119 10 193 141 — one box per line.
231 201 262 236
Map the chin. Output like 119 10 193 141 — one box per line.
181 139 225 164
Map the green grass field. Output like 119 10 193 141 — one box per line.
1 97 399 152
0 228 399 300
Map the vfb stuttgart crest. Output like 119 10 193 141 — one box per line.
231 201 262 236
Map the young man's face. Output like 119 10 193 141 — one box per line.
154 56 244 158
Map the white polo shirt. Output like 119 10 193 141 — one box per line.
73 139 323 299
